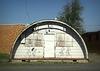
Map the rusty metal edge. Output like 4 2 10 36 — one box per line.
11 58 88 60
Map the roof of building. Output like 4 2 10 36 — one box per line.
82 31 100 37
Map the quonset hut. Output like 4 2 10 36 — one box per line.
10 20 88 62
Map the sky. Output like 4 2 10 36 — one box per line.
0 0 100 32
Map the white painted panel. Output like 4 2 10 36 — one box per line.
53 25 63 30
15 47 32 57
65 34 73 47
32 56 43 58
14 46 44 58
56 56 67 58
17 46 27 50
56 56 84 58
69 53 84 56
56 47 82 53
56 47 66 50
68 50 83 53
71 56 84 58
15 55 84 58
38 25 48 29
17 47 44 51
56 52 72 58
14 55 25 58
44 35 54 58
15 51 43 56
31 47 44 58
56 47 69 58
19 44 25 47
34 47 43 50
69 47 81 50
73 41 80 47
26 34 33 39
16 49 43 53
15 49 29 53
33 33 43 39
65 34 73 41
65 42 73 47
54 30 63 33
56 52 84 58
55 47 84 58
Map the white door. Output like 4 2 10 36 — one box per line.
44 35 54 58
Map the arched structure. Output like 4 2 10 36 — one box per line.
10 20 88 62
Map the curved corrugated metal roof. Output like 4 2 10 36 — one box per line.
11 20 88 59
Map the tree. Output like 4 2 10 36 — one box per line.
57 0 85 34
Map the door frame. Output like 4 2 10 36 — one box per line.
44 34 55 58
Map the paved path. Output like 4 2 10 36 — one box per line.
0 63 100 71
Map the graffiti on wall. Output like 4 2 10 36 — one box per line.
31 48 37 57
34 33 43 47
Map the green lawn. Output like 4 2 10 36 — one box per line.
0 53 10 63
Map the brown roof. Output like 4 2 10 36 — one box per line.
0 25 26 53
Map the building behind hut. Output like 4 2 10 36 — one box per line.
82 31 100 54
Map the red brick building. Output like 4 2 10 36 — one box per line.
0 25 26 53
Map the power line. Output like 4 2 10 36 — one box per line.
25 0 31 24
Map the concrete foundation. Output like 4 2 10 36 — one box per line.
11 60 88 63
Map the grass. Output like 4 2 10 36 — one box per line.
0 53 10 59
88 53 100 56
0 53 10 63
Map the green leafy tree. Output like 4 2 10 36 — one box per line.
57 0 85 34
